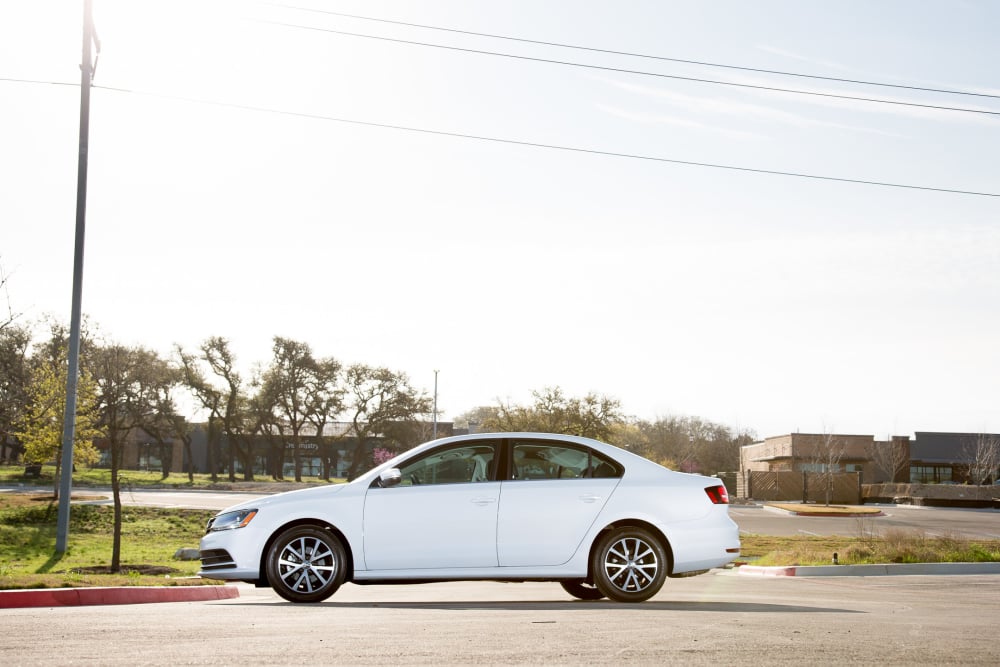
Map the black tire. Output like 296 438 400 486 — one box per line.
266 526 347 603
591 527 668 603
560 580 606 601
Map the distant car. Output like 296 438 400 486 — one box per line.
199 432 740 603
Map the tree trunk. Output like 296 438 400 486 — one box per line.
182 436 194 483
110 438 123 573
293 432 302 482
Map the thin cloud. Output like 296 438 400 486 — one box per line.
756 45 851 72
603 78 903 137
595 103 767 141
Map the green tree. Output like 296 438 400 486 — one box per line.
17 346 100 497
482 387 624 440
0 323 32 462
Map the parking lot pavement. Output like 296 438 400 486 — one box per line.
729 503 1000 539
3 576 999 665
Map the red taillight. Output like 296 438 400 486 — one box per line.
705 484 729 504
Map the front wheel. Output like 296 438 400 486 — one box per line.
560 580 606 601
266 526 346 603
591 527 668 603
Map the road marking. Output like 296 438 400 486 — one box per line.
797 529 820 536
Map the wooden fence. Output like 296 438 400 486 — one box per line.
740 470 863 504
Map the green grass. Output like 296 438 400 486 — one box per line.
0 463 346 489
0 492 218 589
739 525 1000 567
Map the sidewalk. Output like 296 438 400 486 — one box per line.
733 562 1000 577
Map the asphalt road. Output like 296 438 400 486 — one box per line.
731 504 1000 540
2 575 999 665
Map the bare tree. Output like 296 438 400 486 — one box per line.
871 436 910 484
0 259 24 332
177 338 254 481
343 364 432 480
90 345 173 571
137 364 185 480
260 337 328 482
303 358 344 481
809 430 848 506
964 433 1000 486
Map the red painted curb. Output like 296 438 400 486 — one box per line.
0 585 240 609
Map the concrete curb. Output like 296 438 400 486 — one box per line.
735 562 1000 577
763 504 885 518
0 585 240 609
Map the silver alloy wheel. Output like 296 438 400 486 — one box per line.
276 535 337 593
266 526 346 603
591 527 668 602
602 535 659 593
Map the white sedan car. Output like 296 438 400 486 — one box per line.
199 432 740 603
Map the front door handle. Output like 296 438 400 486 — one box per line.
471 497 497 506
580 495 602 503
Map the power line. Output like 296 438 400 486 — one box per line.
0 76 77 87
272 5 1000 101
261 21 1000 118
91 84 999 198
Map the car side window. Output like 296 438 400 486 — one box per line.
510 441 622 480
397 442 498 486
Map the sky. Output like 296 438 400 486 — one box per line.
2 0 999 440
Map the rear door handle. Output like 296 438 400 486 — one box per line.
580 495 602 503
471 497 497 506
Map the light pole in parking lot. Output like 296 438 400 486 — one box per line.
433 370 439 438
56 0 99 554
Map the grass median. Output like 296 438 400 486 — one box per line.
0 492 219 590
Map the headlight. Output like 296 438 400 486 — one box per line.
206 509 258 533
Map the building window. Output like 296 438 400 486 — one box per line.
799 463 840 473
910 465 953 484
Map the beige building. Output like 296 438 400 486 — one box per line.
738 433 911 501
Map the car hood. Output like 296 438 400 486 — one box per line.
214 482 350 515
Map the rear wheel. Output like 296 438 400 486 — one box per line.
591 527 667 603
560 580 606 600
266 526 346 603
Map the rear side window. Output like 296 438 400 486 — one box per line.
509 440 622 480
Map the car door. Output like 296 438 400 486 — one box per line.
497 439 622 567
363 441 501 570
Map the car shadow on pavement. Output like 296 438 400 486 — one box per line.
244 600 861 613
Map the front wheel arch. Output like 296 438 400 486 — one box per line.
258 520 354 588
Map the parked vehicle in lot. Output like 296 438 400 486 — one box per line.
199 432 740 603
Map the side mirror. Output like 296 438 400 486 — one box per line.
379 468 402 488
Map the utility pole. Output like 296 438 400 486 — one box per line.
432 370 439 439
56 0 99 554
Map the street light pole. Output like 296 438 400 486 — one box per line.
56 0 98 554
432 370 439 439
